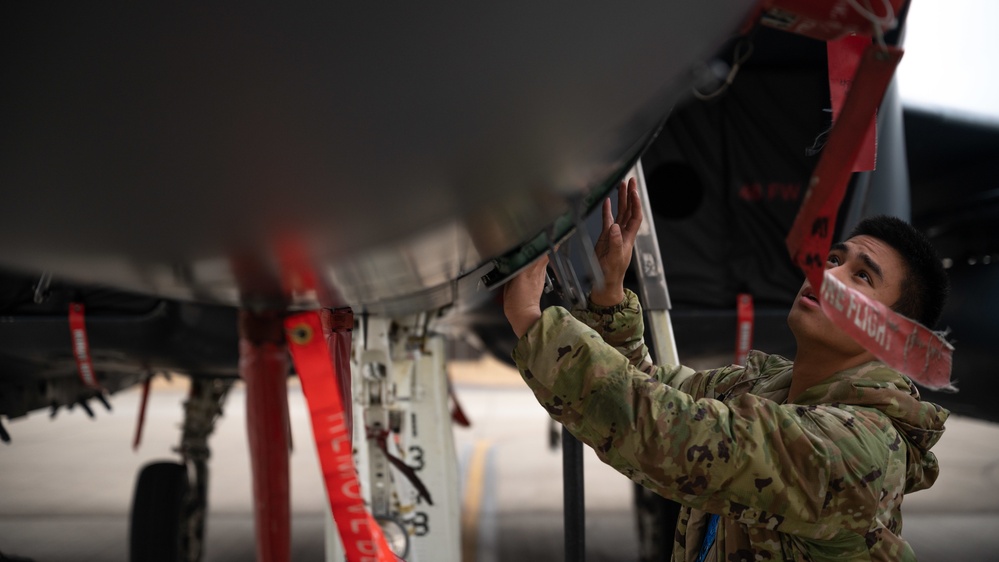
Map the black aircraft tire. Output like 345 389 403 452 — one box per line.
129 461 188 562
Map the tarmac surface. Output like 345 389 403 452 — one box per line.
1 356 998 561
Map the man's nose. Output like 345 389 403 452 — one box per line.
826 263 851 284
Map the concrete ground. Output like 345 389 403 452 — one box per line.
1 356 997 561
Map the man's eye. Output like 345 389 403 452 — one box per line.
827 255 840 265
858 271 872 284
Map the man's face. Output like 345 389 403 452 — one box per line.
787 235 906 355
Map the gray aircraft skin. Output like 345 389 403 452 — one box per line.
0 2 765 422
1 3 757 315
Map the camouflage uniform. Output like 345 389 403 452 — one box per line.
512 290 948 561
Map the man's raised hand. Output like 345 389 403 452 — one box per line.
590 177 642 307
503 254 550 339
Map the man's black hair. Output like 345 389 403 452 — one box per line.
849 215 949 328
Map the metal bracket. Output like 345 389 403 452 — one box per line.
630 161 680 366
544 193 605 310
33 272 52 304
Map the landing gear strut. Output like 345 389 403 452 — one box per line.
129 377 234 562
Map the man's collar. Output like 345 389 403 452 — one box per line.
792 360 897 405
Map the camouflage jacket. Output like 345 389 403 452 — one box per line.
512 290 948 562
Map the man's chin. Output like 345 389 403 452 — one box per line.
787 307 823 341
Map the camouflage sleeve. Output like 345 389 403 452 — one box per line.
513 306 885 540
571 289 696 387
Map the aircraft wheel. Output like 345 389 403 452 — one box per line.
129 461 189 562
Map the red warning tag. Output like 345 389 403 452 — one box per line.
788 46 903 291
818 271 954 389
735 294 754 365
285 310 396 562
68 303 100 389
760 0 904 42
787 44 954 389
828 35 877 172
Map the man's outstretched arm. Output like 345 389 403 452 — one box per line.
510 304 882 539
